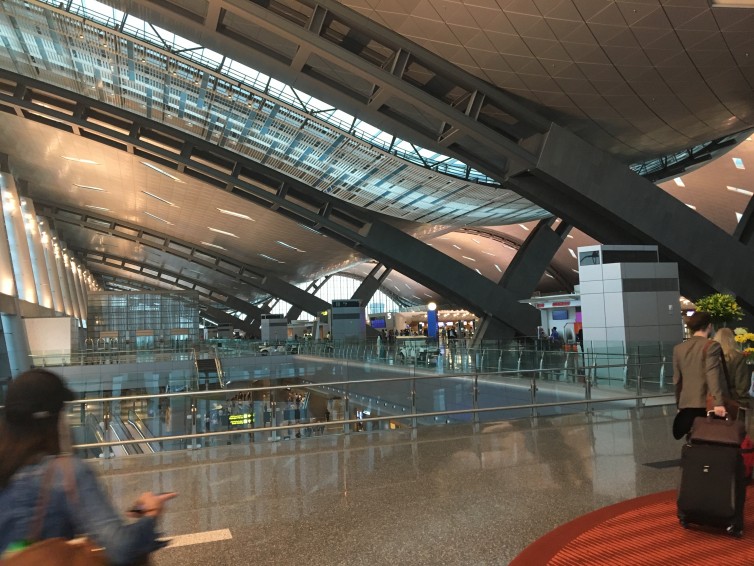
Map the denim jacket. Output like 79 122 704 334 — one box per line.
0 455 160 565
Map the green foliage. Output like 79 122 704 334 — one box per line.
695 293 744 324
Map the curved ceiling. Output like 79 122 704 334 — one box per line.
342 0 754 162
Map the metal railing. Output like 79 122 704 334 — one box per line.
60 361 674 459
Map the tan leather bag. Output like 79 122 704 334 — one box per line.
1 457 107 566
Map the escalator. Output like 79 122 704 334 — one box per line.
194 355 226 390
126 410 161 453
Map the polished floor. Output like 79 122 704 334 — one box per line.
84 403 723 565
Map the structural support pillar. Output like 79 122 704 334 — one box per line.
21 199 54 310
472 218 572 345
0 174 37 304
350 263 392 306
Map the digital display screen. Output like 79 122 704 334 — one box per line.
229 414 253 425
552 309 569 321
371 317 386 329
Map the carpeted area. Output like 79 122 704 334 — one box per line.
511 486 754 565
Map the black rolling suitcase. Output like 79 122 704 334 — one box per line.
677 415 746 537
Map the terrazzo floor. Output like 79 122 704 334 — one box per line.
88 405 735 565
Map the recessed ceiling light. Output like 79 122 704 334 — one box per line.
545 272 554 278
461 255 476 262
144 211 174 225
208 227 238 237
85 205 110 211
276 240 306 252
62 156 99 164
733 157 745 169
141 161 185 183
142 191 178 207
518 224 530 231
726 186 754 196
259 253 284 263
495 264 502 272
74 184 105 191
217 208 255 220
452 244 461 249
475 268 481 275
201 241 226 250
686 204 697 210
736 212 743 222
568 248 577 258
673 177 685 187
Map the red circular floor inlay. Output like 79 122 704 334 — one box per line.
511 486 754 566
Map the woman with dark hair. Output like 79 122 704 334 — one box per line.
0 369 176 564
672 311 729 438
714 327 751 409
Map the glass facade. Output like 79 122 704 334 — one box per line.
268 276 404 321
87 291 200 348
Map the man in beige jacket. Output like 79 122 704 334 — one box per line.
673 311 728 437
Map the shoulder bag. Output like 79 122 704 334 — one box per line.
1 456 108 566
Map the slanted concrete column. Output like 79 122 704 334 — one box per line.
21 199 54 309
0 175 37 304
351 263 392 305
39 223 65 314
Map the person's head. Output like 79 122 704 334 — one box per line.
0 369 74 487
713 327 737 358
685 311 712 336
552 327 557 332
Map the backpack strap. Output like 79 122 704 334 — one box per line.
26 458 60 543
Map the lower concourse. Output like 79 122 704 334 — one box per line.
95 405 690 565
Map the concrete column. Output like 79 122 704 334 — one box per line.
62 250 82 320
0 189 16 298
21 200 54 309
71 261 88 321
0 175 37 303
39 223 65 314
53 240 74 317
1 311 31 376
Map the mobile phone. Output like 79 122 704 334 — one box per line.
127 492 176 514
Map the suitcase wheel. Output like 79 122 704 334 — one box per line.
726 525 743 538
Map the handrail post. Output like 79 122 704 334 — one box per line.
584 374 593 415
530 375 537 418
411 376 417 429
636 363 644 410
101 401 111 459
472 371 480 431
188 398 200 450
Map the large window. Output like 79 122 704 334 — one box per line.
269 276 403 320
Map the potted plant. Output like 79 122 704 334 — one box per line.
694 293 744 327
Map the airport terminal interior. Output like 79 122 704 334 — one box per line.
1 0 754 564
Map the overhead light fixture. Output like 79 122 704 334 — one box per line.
686 204 697 210
142 190 178 207
452 244 461 250
495 264 502 273
568 248 577 258
518 224 530 231
733 157 745 169
736 212 743 222
276 240 306 252
144 211 174 225
674 177 685 187
74 184 105 192
85 205 110 211
62 156 99 164
461 255 476 262
475 268 482 275
141 161 185 183
201 241 226 250
711 0 754 7
726 186 754 196
208 227 239 238
259 253 284 263
217 208 254 220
